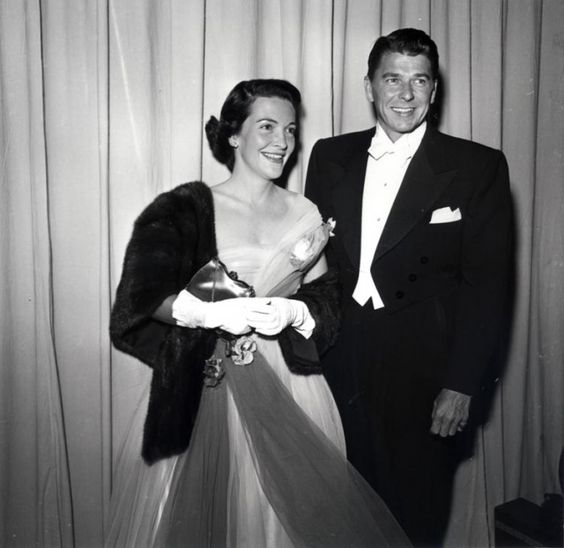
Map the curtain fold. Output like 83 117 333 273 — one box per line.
0 1 74 546
40 1 111 544
1 1 562 546
521 0 564 500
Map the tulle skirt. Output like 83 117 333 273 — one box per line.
105 336 410 547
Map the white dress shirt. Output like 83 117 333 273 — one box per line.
352 122 426 309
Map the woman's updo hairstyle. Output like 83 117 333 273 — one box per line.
205 79 301 172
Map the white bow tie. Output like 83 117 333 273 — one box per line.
369 140 413 161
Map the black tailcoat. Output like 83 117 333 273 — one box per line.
305 124 512 544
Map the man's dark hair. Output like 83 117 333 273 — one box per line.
205 79 301 172
367 28 439 80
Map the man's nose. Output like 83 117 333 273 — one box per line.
400 82 414 101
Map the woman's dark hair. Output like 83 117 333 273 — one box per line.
205 79 301 171
367 28 439 81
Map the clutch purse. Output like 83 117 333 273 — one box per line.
185 257 255 302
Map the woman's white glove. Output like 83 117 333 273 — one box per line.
172 290 252 335
246 297 315 338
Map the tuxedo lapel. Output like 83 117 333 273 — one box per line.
374 128 458 262
331 130 374 268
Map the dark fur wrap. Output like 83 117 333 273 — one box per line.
110 181 340 464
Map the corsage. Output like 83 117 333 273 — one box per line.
289 217 336 270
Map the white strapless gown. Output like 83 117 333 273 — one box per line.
106 202 410 548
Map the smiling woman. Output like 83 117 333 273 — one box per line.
106 79 411 547
230 97 297 181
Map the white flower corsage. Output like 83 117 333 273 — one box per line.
326 217 336 237
289 218 337 270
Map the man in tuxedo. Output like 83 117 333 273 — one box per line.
305 28 512 546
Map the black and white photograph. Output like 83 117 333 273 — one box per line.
1 1 563 547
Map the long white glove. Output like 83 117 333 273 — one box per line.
246 297 315 338
172 289 252 335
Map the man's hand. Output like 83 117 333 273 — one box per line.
430 388 471 437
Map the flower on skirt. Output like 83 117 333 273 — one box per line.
227 335 257 366
203 357 224 388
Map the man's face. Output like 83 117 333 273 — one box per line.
364 52 437 142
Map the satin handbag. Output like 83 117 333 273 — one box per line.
185 257 255 302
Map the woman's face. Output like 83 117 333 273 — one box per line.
232 96 297 181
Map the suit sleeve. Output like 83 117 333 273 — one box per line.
304 140 321 201
444 151 513 395
305 140 340 271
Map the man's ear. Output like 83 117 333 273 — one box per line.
431 79 438 104
364 76 374 103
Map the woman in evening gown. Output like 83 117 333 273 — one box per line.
107 79 410 547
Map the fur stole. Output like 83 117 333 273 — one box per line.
110 181 340 464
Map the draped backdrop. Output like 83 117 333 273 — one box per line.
1 1 563 546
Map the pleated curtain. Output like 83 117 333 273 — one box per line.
1 1 562 546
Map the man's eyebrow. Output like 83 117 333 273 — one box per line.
381 71 431 78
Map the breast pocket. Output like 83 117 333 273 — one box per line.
415 220 464 282
423 216 463 245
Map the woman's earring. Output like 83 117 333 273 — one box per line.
229 138 239 149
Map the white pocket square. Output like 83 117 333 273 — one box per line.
429 206 462 224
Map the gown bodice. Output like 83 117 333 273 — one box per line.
106 190 411 548
216 199 329 299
